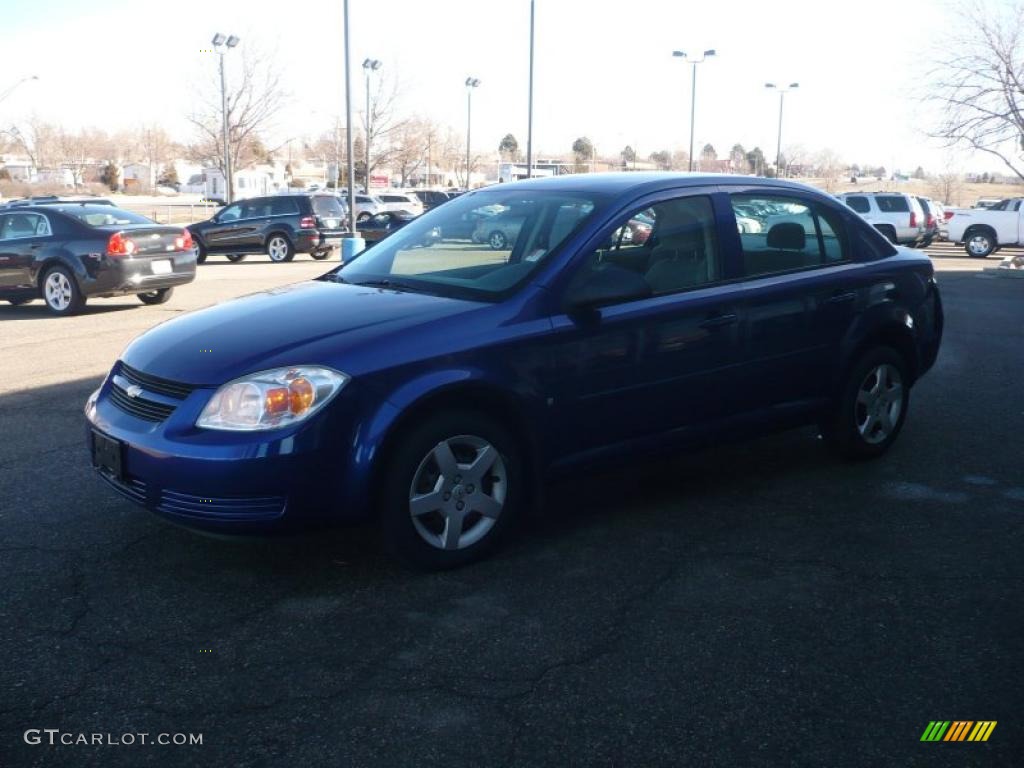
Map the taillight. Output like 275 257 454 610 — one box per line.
299 216 316 229
944 211 955 221
106 232 137 256
909 211 918 228
174 229 193 251
927 215 936 228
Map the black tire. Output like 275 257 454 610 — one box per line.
357 212 372 224
6 297 32 306
379 410 521 570
225 254 247 263
822 346 910 460
195 239 207 265
488 230 508 250
877 226 897 244
266 234 295 262
311 251 330 260
963 228 995 258
137 288 174 305
41 265 86 316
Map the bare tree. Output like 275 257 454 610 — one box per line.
58 127 110 188
137 124 176 184
9 117 60 170
928 1 1024 180
363 72 408 186
814 148 845 192
391 117 432 186
187 45 289 199
929 171 965 206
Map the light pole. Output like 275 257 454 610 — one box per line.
526 0 535 179
672 49 715 172
465 77 480 190
0 75 38 107
765 82 799 178
362 58 381 192
212 33 240 203
343 1 357 234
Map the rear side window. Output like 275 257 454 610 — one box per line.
730 195 848 277
844 196 870 214
0 212 52 238
62 207 153 227
270 198 301 216
875 196 909 213
312 196 344 217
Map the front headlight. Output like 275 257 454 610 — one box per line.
196 366 348 432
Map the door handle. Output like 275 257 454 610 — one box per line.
698 312 738 329
827 291 857 304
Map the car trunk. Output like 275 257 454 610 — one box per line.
110 225 191 257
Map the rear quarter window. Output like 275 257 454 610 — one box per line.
312 197 344 217
270 198 301 216
844 196 871 214
875 196 910 213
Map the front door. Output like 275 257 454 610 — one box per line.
0 212 50 288
545 192 745 458
201 203 244 251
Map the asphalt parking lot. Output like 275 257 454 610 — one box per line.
2 248 1022 767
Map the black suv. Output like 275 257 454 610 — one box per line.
412 189 451 211
188 194 347 263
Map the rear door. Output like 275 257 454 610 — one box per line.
0 212 50 288
723 190 860 413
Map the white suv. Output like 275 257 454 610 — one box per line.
836 192 927 247
376 192 424 216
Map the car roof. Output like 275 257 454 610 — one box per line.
467 172 839 200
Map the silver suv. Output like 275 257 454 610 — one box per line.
836 192 927 247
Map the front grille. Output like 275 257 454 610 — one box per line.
119 363 196 400
157 489 286 522
95 471 148 505
109 385 176 422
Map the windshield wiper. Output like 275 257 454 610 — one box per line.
349 278 433 294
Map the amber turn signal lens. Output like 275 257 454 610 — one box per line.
264 387 290 415
288 377 315 414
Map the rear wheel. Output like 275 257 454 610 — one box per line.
225 254 247 263
380 410 521 570
822 346 910 460
266 234 295 262
195 240 208 264
964 229 995 258
137 288 174 305
42 266 86 316
488 230 508 250
311 251 331 260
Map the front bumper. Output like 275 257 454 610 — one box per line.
84 363 362 534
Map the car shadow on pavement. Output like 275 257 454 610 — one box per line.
0 301 144 320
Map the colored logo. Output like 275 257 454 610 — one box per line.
920 721 997 742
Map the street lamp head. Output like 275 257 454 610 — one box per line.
466 77 480 88
211 32 226 46
29 75 39 81
672 50 687 58
226 35 240 48
363 58 382 71
789 82 800 89
703 49 716 57
765 82 776 89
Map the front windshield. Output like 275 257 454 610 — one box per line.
338 189 598 298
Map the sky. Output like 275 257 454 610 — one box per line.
0 0 1010 174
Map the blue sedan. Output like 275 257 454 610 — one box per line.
85 174 943 569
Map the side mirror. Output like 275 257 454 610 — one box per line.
566 266 651 314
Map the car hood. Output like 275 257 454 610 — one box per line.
121 279 484 385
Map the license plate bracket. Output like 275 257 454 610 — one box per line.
92 430 125 480
150 259 172 275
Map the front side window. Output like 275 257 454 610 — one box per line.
569 195 720 302
218 204 242 222
731 194 847 277
845 196 870 214
337 190 599 299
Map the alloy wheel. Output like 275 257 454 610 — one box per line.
967 235 991 256
408 435 507 551
268 237 289 262
854 363 904 444
44 272 73 311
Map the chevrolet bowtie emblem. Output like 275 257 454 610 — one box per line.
125 385 143 398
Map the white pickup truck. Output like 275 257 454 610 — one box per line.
946 197 1024 257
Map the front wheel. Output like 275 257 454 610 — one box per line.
42 266 86 315
311 250 331 260
379 410 521 570
137 288 174 305
965 230 995 258
266 235 295 262
822 347 910 460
